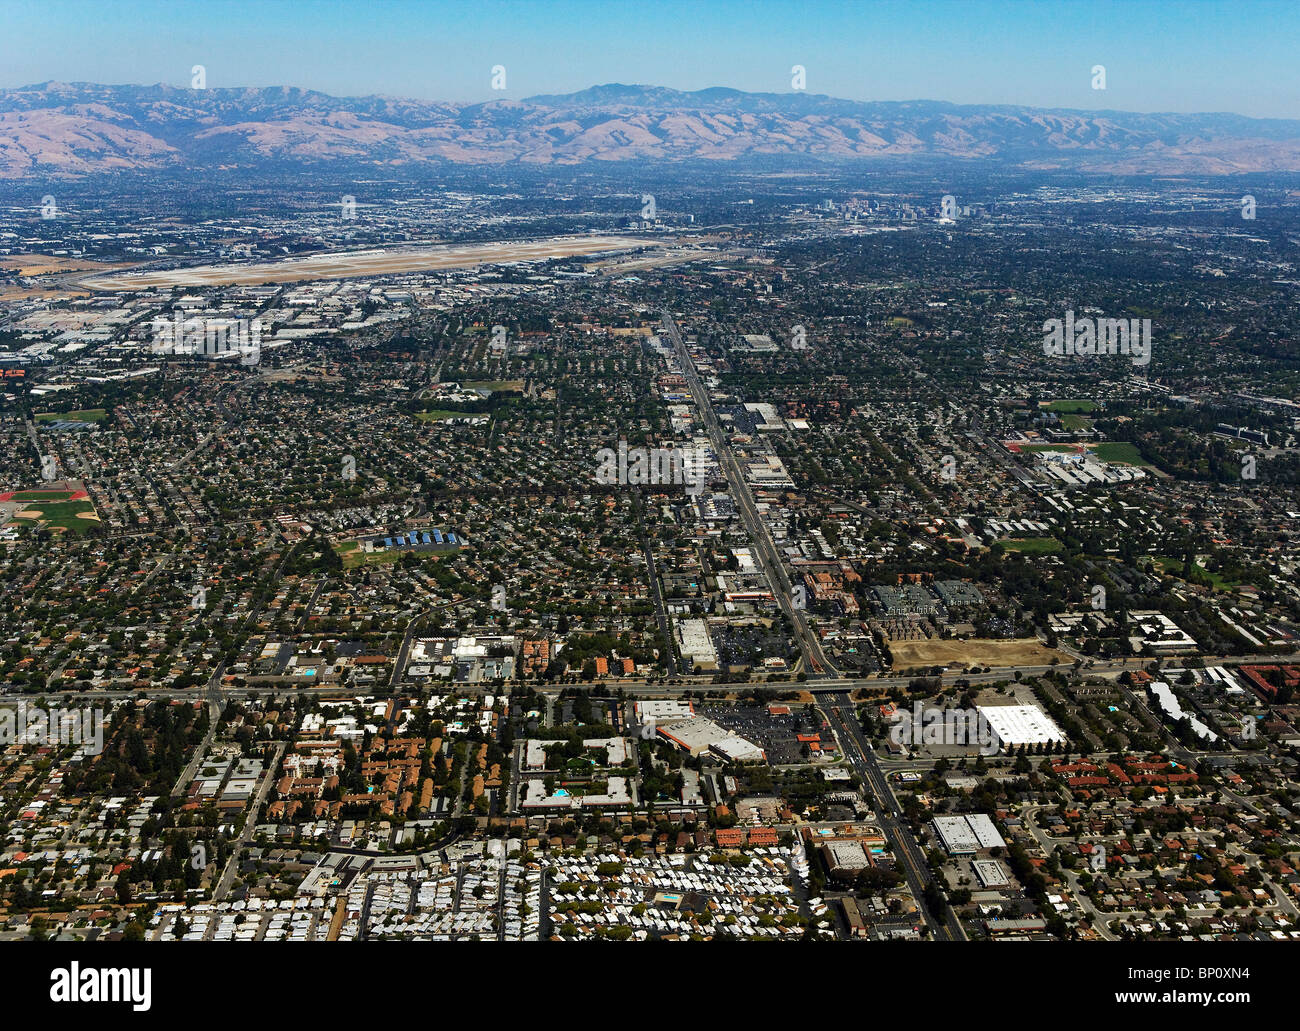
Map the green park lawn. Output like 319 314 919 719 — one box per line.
35 409 107 423
1044 400 1097 413
1000 537 1063 555
415 409 470 423
1092 442 1151 466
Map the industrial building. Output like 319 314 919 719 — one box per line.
932 814 1006 855
676 618 719 670
655 717 766 763
976 704 1067 748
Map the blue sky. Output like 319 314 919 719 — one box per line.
1 0 1296 118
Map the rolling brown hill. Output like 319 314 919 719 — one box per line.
2 81 1298 177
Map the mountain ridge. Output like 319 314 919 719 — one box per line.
3 81 1299 177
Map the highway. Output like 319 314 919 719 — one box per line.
20 652 1300 708
816 690 967 941
659 309 838 676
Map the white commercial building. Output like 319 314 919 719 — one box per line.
1149 682 1218 743
656 717 766 763
634 700 695 723
1128 611 1197 654
976 704 1066 748
677 618 719 670
932 814 1006 855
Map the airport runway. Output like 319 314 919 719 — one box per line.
82 235 651 290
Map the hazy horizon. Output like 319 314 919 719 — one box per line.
0 0 1295 119
5 77 1297 124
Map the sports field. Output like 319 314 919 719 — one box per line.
1000 536 1063 554
35 409 107 423
1090 441 1151 466
334 541 401 570
415 409 472 423
1043 399 1098 413
0 487 100 532
463 379 524 393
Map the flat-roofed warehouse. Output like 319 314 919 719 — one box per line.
710 735 767 763
976 704 1066 748
821 839 871 872
676 618 719 670
656 717 766 763
965 814 1005 849
635 700 695 723
932 814 1006 855
972 858 1010 888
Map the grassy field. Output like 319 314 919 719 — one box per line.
1019 444 1081 454
1092 441 1151 466
35 409 107 423
415 409 475 423
1149 555 1241 590
5 491 99 531
1000 537 1063 554
334 541 402 570
334 539 459 569
463 380 524 393
9 489 76 502
1044 400 1098 413
1060 414 1094 431
890 637 1071 670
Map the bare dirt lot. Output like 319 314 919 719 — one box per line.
0 254 130 301
82 235 651 290
0 285 92 302
0 255 130 276
888 638 1070 670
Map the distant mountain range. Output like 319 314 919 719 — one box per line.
3 81 1300 178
